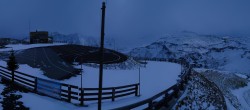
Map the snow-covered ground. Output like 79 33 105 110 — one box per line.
210 49 250 74
20 92 76 110
0 60 181 109
0 43 66 52
231 83 250 110
173 72 225 110
0 77 4 110
194 69 250 110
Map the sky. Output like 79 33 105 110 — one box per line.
0 0 250 43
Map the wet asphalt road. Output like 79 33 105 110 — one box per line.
16 47 77 80
14 45 127 80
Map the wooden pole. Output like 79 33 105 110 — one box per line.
80 88 84 105
80 60 83 105
11 70 14 83
34 77 38 92
112 88 115 101
98 2 106 110
68 85 71 102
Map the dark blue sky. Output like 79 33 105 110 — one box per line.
0 0 250 40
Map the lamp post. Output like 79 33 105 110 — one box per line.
139 66 141 96
75 56 84 106
80 58 83 95
80 58 83 105
98 2 106 110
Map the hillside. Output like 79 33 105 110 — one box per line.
129 31 250 75
51 32 119 51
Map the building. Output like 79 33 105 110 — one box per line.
30 31 53 44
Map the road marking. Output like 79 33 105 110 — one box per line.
103 52 121 64
66 46 123 64
42 48 73 74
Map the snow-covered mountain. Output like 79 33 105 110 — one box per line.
51 32 98 46
51 32 120 51
129 31 250 75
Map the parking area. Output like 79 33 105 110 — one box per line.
14 45 127 80
49 45 127 64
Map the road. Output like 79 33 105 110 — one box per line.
16 47 77 80
15 45 127 80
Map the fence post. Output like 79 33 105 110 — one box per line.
11 71 14 83
68 85 71 102
80 88 84 105
183 78 188 84
180 82 184 91
174 86 179 98
135 84 138 96
164 93 169 107
148 100 153 110
164 93 169 100
34 77 38 92
112 88 115 101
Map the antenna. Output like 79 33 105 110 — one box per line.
29 20 31 33
29 20 31 44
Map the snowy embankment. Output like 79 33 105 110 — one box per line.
0 77 4 110
231 83 250 110
0 60 181 110
0 43 66 52
194 69 250 110
173 72 225 109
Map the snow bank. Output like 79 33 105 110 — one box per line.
231 83 250 110
0 83 4 110
20 92 77 110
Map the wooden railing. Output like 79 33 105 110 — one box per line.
112 66 192 110
0 66 37 91
0 65 139 106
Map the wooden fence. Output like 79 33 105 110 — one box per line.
0 65 139 106
112 66 192 110
0 66 37 91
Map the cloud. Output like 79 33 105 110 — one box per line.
0 0 250 39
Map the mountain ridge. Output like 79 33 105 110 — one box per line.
129 31 250 75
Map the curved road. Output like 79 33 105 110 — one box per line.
15 45 127 80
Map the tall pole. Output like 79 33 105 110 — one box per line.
81 60 83 105
81 61 83 91
98 2 106 110
79 57 84 106
139 67 141 96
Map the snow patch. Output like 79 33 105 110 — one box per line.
0 43 66 52
231 83 250 109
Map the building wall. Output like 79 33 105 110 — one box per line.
30 31 49 44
